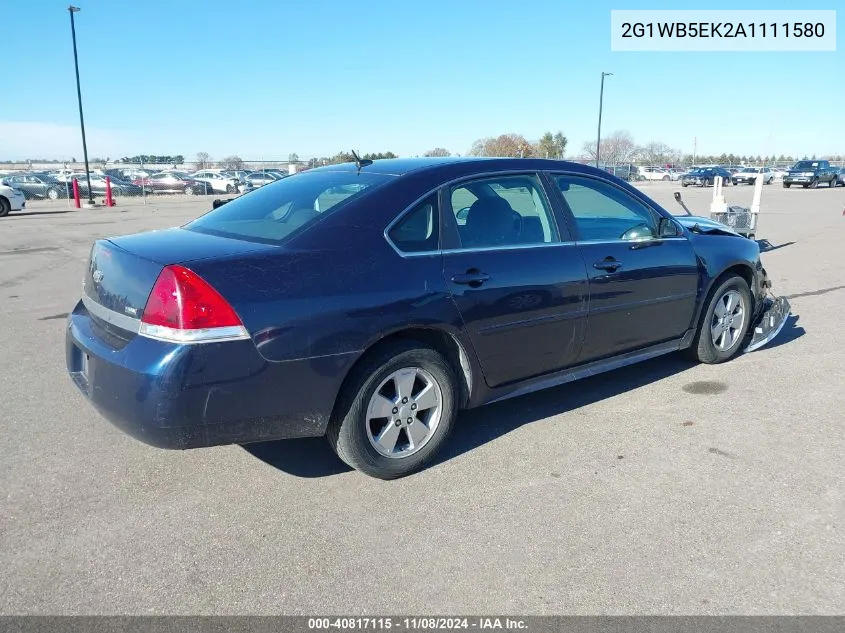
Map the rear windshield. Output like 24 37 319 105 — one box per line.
185 170 393 245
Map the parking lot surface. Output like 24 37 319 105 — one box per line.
2 182 844 614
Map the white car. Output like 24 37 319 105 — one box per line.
640 166 673 181
0 181 26 217
189 170 240 194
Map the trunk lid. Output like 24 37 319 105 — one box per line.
84 228 278 323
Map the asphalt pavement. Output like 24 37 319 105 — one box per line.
1 182 843 614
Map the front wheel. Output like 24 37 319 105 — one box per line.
0 197 10 217
327 341 458 479
810 179 819 189
47 188 60 200
686 276 752 364
184 186 195 196
225 184 235 194
783 182 791 188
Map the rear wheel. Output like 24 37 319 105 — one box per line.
225 184 235 194
686 275 752 364
662 175 670 181
0 197 10 217
47 188 60 200
327 340 458 479
184 186 194 195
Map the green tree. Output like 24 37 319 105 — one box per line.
423 148 451 157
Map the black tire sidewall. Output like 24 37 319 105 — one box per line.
694 276 752 363
329 342 458 479
0 197 10 217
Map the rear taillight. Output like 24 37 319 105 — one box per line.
139 265 248 344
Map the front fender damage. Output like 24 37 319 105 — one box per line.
744 268 791 355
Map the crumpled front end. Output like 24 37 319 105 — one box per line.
744 267 791 353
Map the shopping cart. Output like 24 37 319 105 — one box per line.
710 205 758 240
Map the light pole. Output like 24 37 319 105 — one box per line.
68 5 94 206
595 72 612 168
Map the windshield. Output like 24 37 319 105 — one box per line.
794 161 818 170
185 170 394 245
741 167 757 173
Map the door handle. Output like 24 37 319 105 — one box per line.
593 259 622 272
451 270 490 286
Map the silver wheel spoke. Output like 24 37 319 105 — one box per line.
414 384 439 411
375 422 402 453
369 394 396 419
711 323 725 341
407 419 429 448
718 329 729 349
725 292 738 313
394 369 417 401
714 300 728 317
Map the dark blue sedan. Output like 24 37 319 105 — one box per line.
66 158 790 478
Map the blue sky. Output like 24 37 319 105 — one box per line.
2 0 842 161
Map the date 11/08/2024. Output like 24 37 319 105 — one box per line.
308 617 527 630
621 22 826 39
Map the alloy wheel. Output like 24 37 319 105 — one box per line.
710 290 746 352
365 367 443 459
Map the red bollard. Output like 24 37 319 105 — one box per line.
105 176 114 207
72 178 81 208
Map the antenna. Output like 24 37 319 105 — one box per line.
350 149 373 173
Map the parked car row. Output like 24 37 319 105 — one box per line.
0 167 294 200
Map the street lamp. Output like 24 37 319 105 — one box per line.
595 72 613 169
68 5 95 205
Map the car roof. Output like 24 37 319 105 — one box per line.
309 156 609 178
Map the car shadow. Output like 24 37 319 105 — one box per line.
757 239 796 253
243 437 353 478
244 318 806 479
432 354 698 468
9 210 75 218
244 353 698 479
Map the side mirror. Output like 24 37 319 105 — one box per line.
659 216 681 237
673 191 682 202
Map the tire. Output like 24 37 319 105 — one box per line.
46 188 60 200
803 183 810 189
682 183 689 187
662 175 670 181
225 184 235 194
685 275 752 364
732 179 737 185
783 182 790 188
184 186 195 196
810 178 819 189
0 197 10 217
327 340 458 479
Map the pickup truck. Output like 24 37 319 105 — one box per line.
783 160 838 188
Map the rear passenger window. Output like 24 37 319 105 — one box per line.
449 174 558 249
388 195 439 253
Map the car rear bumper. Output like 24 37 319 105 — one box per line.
65 300 353 449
